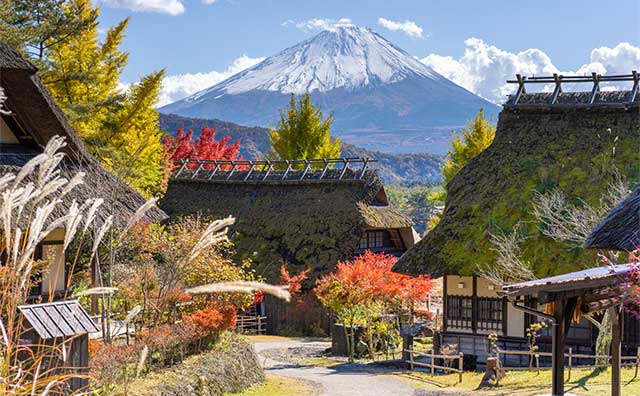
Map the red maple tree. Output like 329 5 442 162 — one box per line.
280 265 310 303
163 127 245 170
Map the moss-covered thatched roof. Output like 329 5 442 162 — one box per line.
585 186 640 252
0 42 166 225
160 170 413 281
394 90 640 278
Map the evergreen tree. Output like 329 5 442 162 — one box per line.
0 0 97 68
44 0 169 198
269 93 341 165
441 109 496 186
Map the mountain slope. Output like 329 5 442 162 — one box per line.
160 26 498 155
159 113 443 185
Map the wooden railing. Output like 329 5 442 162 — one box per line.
173 157 377 182
404 349 464 383
235 315 266 334
498 347 640 380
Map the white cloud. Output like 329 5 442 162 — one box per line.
377 18 423 39
157 55 265 107
201 0 216 4
283 18 354 33
420 39 640 104
103 0 185 15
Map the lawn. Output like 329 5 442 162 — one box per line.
393 367 640 395
225 374 319 396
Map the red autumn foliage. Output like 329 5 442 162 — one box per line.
183 304 237 337
315 250 433 310
163 127 246 170
280 265 310 303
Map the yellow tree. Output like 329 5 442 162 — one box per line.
442 109 496 186
269 93 341 165
43 0 169 198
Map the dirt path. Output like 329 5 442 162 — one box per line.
252 339 417 396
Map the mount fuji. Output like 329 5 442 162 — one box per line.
160 26 499 154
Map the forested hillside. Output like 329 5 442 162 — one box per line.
159 113 443 185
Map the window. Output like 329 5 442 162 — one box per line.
477 297 503 331
447 295 473 330
359 230 385 250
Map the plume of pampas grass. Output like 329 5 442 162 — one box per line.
188 216 235 263
185 281 290 302
75 287 118 297
83 198 104 233
125 197 158 231
136 345 149 378
90 215 113 264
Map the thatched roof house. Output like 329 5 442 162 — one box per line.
585 186 640 251
0 42 166 225
391 79 640 369
161 161 416 281
394 89 640 278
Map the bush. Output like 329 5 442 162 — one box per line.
125 332 264 396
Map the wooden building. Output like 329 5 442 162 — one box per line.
0 41 166 390
393 73 640 368
160 158 418 333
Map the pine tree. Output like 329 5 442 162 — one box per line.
44 0 169 198
269 93 341 165
441 109 496 186
0 0 97 68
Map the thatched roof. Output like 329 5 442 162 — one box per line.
0 42 166 225
584 186 640 251
160 170 413 281
393 88 640 277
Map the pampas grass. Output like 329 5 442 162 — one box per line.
74 287 119 297
185 281 291 302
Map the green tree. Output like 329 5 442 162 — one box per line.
269 93 341 164
0 0 97 68
442 109 496 186
42 0 169 198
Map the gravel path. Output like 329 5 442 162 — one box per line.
252 339 417 396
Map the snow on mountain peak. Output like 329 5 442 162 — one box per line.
189 25 441 100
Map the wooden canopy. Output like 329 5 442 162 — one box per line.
501 264 635 396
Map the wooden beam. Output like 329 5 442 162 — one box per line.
611 305 622 396
551 298 567 396
443 275 448 332
472 275 478 334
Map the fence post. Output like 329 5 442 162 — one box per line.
409 349 414 371
458 353 463 383
567 348 572 381
430 351 434 374
635 347 640 380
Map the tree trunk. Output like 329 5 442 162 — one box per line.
596 310 612 367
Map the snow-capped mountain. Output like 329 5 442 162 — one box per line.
161 26 499 154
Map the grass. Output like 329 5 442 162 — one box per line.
392 367 640 395
246 335 303 342
224 374 318 396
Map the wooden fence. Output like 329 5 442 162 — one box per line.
498 347 640 380
235 315 266 334
404 349 464 383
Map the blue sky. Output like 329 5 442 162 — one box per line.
98 0 640 105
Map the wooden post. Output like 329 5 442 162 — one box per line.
634 346 639 380
458 353 463 383
610 305 621 396
567 347 572 381
551 299 567 396
409 349 414 371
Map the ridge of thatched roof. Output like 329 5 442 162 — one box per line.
0 42 166 225
160 169 413 280
584 186 640 252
